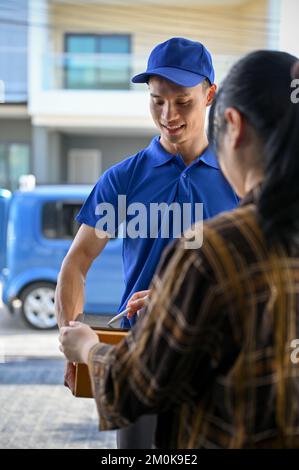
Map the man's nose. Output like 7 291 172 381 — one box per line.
161 103 179 122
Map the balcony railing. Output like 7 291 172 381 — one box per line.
43 52 142 91
42 52 241 91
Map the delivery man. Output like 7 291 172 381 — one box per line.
55 37 238 448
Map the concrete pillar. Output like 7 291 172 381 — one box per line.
32 126 61 183
28 0 49 111
48 131 61 183
32 126 49 183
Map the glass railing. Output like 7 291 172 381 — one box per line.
43 52 140 91
0 46 27 102
42 52 241 91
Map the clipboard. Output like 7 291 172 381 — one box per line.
73 314 129 398
76 313 129 332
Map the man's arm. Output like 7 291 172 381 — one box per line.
55 224 109 328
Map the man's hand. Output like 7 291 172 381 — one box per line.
59 321 99 364
126 289 151 319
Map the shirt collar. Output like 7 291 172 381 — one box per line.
150 136 176 167
198 145 219 169
150 136 219 169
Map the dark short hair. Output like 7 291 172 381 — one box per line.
202 78 211 89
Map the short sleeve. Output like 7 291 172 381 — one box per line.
75 164 127 236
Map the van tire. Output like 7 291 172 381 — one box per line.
19 282 57 330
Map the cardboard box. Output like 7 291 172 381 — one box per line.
73 322 128 398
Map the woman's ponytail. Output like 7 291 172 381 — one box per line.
209 51 299 250
258 60 299 250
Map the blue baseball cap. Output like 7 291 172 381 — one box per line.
132 37 215 87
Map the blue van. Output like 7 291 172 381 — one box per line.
0 185 124 329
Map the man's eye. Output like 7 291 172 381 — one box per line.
155 101 164 106
178 101 191 106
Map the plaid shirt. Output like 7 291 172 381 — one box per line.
88 187 299 448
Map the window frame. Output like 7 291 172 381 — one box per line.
63 32 132 90
41 199 83 240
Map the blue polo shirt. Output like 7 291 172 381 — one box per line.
76 136 239 328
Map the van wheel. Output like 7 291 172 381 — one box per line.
20 282 57 330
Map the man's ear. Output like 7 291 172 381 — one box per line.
206 84 217 107
224 107 244 148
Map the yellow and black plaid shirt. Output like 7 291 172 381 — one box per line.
88 187 299 448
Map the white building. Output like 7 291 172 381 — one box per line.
1 0 290 189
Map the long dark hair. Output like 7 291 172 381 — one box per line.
209 50 299 249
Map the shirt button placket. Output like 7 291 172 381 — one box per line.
178 171 190 203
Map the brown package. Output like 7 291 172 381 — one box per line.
73 316 128 398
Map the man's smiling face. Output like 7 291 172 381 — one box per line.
148 76 212 150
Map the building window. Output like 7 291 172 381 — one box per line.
0 143 30 191
42 201 82 239
64 34 131 90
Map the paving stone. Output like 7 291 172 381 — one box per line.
0 359 117 449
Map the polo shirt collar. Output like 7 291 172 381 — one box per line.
198 145 219 169
150 136 176 167
150 136 219 169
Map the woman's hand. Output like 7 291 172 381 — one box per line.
126 290 151 319
59 321 99 364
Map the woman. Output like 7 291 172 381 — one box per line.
60 51 299 448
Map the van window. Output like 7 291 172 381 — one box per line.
42 201 81 239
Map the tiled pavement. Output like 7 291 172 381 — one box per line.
0 359 117 449
0 298 118 449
